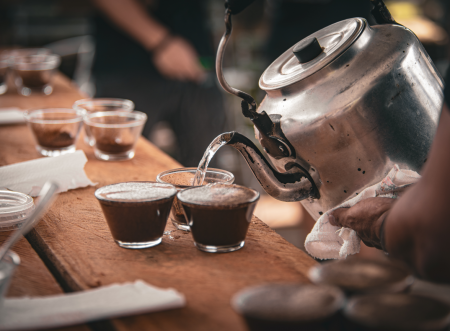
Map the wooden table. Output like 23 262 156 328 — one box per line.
0 74 317 330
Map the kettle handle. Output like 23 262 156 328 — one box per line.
225 0 256 15
369 0 398 25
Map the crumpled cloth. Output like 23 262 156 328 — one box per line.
305 165 421 260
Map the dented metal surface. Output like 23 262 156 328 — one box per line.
216 8 443 220
226 132 319 201
258 19 443 218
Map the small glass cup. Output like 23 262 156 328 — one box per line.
177 183 259 253
84 111 147 161
95 182 177 249
24 108 84 157
0 250 20 308
11 54 60 96
3 48 51 57
73 98 135 146
156 168 235 231
0 49 51 96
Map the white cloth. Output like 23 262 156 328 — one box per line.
0 108 25 125
305 165 421 260
0 280 185 330
0 150 95 196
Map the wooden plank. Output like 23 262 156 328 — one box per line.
0 74 91 331
1 232 91 331
0 74 317 330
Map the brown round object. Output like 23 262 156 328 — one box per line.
344 293 450 331
308 258 414 294
232 283 344 323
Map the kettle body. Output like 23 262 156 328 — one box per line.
256 18 443 219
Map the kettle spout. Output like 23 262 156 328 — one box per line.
223 132 320 202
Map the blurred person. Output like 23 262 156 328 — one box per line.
329 67 450 283
91 0 227 166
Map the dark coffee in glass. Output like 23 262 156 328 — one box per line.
95 182 177 249
177 183 259 253
156 168 234 232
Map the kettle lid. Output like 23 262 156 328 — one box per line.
260 18 366 90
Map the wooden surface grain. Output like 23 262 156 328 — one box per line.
1 234 91 331
0 74 317 330
0 74 93 331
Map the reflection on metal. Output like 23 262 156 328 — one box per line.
226 132 319 202
258 18 443 219
215 1 444 221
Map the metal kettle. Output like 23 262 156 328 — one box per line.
217 0 444 219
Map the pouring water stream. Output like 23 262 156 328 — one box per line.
193 133 233 186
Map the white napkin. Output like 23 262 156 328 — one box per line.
0 280 185 330
0 108 25 125
305 165 421 260
0 150 95 196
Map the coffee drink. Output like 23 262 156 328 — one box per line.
156 168 234 232
14 69 53 89
177 183 259 253
95 182 177 249
95 139 134 154
30 124 75 148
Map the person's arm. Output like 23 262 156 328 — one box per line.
92 0 205 82
330 103 450 283
384 103 450 282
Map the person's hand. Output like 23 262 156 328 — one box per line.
152 37 206 83
329 197 395 250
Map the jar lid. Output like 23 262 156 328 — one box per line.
232 283 345 322
260 18 366 90
345 293 450 331
0 190 35 231
308 258 414 294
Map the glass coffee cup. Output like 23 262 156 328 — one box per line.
11 54 60 96
177 183 259 253
95 182 177 249
156 168 234 231
73 98 135 146
84 111 147 161
24 108 84 157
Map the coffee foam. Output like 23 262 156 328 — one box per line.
160 171 228 187
95 182 176 201
161 172 196 186
178 184 258 205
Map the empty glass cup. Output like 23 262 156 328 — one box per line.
156 168 235 231
24 108 84 157
84 111 147 161
11 54 60 96
73 98 135 146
